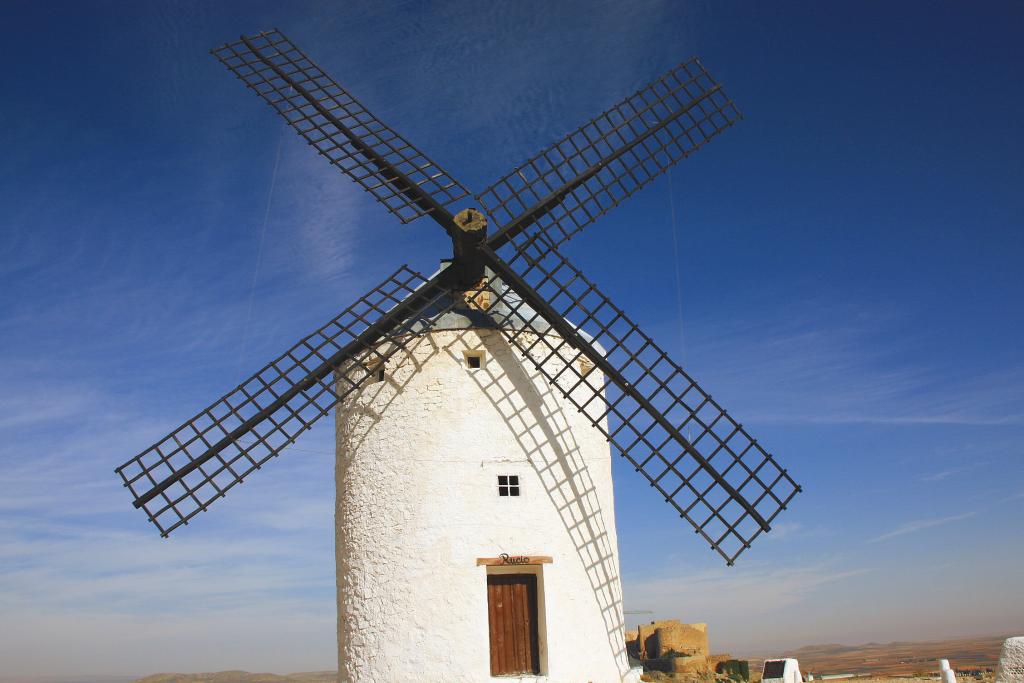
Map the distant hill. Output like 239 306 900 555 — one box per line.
128 634 1018 683
775 634 1011 676
134 673 335 683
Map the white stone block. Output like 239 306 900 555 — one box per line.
941 669 957 683
997 637 1024 683
940 659 951 671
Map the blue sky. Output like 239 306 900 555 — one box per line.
1 0 1022 678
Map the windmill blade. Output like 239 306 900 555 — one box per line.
116 266 455 537
212 29 469 226
477 240 799 565
478 58 741 250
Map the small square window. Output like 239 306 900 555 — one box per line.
464 350 485 370
498 475 520 497
365 359 385 383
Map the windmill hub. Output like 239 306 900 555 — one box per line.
454 207 487 234
448 207 489 288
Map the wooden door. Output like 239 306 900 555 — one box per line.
486 573 540 676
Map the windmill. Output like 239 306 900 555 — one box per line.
116 29 801 682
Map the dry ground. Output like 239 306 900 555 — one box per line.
134 673 335 683
777 634 1008 677
131 633 1013 683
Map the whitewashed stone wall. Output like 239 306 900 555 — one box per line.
997 637 1024 683
335 328 630 682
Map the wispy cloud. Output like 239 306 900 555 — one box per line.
919 464 980 483
669 302 1024 428
760 521 832 543
763 521 804 541
623 561 870 651
261 137 365 284
997 490 1024 503
869 511 978 543
0 377 337 677
628 562 868 614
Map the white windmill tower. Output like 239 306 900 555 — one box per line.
116 29 800 683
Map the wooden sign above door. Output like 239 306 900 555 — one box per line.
476 554 553 567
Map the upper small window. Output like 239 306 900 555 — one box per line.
498 475 520 497
464 350 486 370
365 359 385 383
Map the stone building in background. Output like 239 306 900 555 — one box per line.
626 620 748 681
